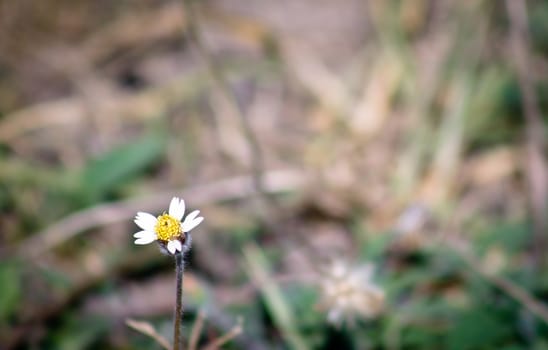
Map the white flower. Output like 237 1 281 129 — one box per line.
318 260 385 327
133 197 204 255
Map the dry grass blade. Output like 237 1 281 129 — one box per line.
14 169 304 258
181 0 272 215
202 317 243 350
504 0 548 267
189 310 206 350
126 318 171 350
447 236 548 325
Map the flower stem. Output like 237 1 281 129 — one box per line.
174 253 184 350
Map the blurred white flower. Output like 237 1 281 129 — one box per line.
318 260 385 326
133 197 204 255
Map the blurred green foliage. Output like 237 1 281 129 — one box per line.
80 133 166 202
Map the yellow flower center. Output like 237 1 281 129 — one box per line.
154 213 181 241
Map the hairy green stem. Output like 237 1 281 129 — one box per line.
174 253 184 350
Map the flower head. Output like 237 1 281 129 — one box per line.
133 197 204 255
318 260 385 327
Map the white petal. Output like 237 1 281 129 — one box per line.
173 240 182 252
181 216 204 232
181 210 201 231
134 235 156 245
133 230 154 239
167 240 180 254
134 212 157 231
184 210 200 222
168 197 185 221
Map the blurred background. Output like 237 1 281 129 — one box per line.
1 0 548 349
